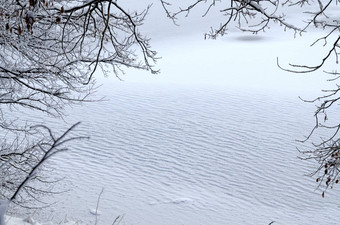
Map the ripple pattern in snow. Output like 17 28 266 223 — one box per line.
31 84 340 225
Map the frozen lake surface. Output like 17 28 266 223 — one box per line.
24 83 340 225
6 2 340 224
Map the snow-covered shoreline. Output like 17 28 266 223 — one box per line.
5 216 79 225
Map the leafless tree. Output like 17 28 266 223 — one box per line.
0 0 158 218
0 0 157 117
160 0 340 194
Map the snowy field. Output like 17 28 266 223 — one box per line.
23 84 338 225
5 1 340 225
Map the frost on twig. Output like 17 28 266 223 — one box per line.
160 0 302 38
0 0 158 117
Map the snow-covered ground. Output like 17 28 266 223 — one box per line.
5 216 79 225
